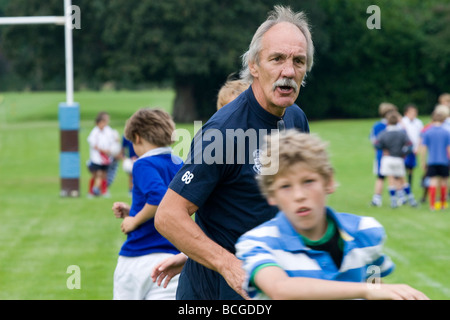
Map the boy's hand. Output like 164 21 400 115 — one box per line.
112 202 130 219
121 216 138 234
365 283 429 300
151 253 188 288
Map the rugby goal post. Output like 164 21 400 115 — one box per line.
0 0 81 197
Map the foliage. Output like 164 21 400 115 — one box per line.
0 0 449 120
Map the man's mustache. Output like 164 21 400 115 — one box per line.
272 78 299 93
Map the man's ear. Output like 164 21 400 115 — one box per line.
249 61 259 78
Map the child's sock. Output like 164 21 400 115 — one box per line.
371 194 382 207
441 186 447 208
101 179 108 194
89 178 95 194
397 188 406 205
403 184 417 206
429 186 436 210
389 187 398 208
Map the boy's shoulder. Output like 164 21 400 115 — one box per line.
332 211 385 246
134 153 182 170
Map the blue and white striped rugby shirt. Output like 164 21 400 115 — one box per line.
235 207 395 299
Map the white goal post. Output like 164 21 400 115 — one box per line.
0 0 81 197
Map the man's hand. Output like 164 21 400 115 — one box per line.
218 252 250 300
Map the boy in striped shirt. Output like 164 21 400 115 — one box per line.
235 130 428 300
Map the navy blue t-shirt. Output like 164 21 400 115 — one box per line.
169 86 309 299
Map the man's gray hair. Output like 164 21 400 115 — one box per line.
240 5 314 84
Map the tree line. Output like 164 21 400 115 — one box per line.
0 0 449 121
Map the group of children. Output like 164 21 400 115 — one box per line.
98 78 429 300
370 93 450 211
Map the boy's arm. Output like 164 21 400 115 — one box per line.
151 253 188 288
121 203 157 234
112 202 130 219
418 144 427 171
254 266 428 300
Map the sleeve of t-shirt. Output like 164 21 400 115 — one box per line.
357 217 395 278
235 231 280 298
133 161 168 206
87 128 96 147
421 131 429 147
169 128 229 208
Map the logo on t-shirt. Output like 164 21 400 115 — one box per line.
181 171 194 184
252 149 262 174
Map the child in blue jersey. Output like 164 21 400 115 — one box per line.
375 110 417 208
419 106 450 211
236 130 429 300
112 108 183 300
369 102 398 207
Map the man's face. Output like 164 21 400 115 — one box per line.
250 22 308 116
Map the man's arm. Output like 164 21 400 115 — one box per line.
154 188 248 299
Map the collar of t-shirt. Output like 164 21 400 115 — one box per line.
139 147 172 159
246 87 286 127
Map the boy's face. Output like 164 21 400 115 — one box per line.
406 108 417 120
267 163 335 240
98 116 110 130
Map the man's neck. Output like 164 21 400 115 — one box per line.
251 83 286 118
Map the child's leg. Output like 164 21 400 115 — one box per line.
371 176 384 207
429 177 438 210
88 176 95 194
100 170 108 195
388 176 398 208
440 177 448 208
92 170 103 195
400 177 417 207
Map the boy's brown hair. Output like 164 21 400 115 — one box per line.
124 108 175 147
386 110 401 125
432 104 449 123
257 129 334 197
378 102 397 118
95 111 109 124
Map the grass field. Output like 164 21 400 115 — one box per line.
0 90 449 300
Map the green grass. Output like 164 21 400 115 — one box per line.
0 91 449 299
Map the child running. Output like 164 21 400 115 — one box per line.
235 129 429 300
375 110 417 208
112 108 183 300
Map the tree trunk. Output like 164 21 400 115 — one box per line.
172 82 198 123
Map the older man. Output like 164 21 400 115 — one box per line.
155 5 314 300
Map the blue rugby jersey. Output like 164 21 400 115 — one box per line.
119 148 183 257
235 207 395 299
421 125 450 166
